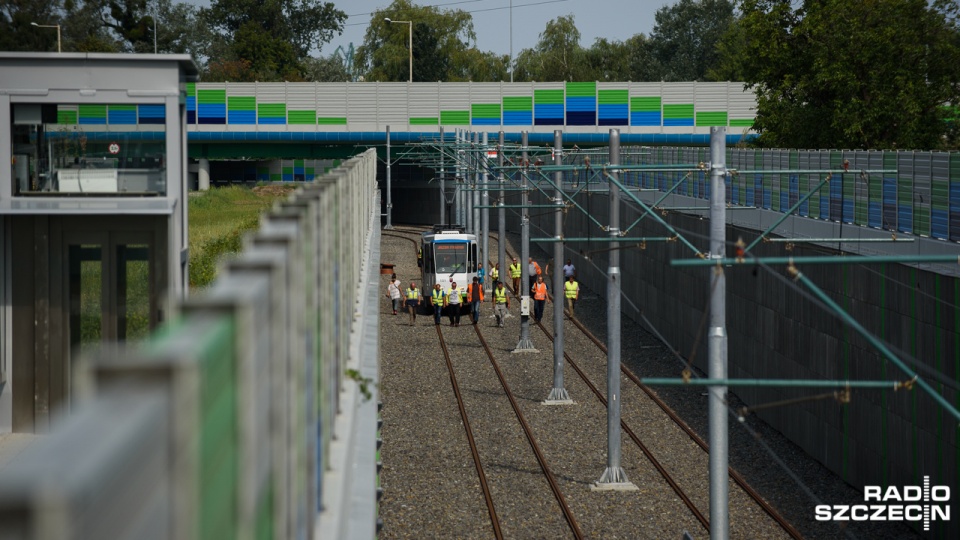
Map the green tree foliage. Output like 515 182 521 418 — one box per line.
513 15 588 82
202 0 345 81
720 0 960 149
1 0 66 53
2 0 210 55
649 0 735 81
301 54 351 82
356 0 504 82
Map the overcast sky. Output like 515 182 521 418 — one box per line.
188 0 668 59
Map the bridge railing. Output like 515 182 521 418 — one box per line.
0 149 380 540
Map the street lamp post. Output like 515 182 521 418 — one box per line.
384 18 413 83
30 22 61 53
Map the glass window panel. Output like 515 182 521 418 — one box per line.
11 102 167 196
69 245 103 356
117 244 151 341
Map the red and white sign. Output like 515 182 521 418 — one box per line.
108 142 120 155
487 151 498 158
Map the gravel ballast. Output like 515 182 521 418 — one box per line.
378 227 920 539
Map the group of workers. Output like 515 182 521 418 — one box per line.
386 257 581 327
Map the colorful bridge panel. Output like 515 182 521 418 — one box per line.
534 89 563 125
630 97 661 126
197 89 226 124
138 104 165 124
598 90 627 126
663 104 694 127
565 82 596 126
440 110 469 125
79 104 107 125
258 103 286 125
471 103 501 126
503 96 532 125
107 104 137 125
186 82 197 124
228 96 256 125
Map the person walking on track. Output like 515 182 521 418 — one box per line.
490 263 500 287
532 274 548 323
477 262 486 288
405 282 420 325
467 276 484 324
492 280 510 328
564 274 580 317
386 276 402 315
527 257 542 292
430 283 447 325
447 281 463 326
562 258 576 279
509 258 522 295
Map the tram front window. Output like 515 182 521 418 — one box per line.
435 243 468 274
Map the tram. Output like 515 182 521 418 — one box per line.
420 225 478 306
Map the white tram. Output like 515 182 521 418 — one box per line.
420 225 478 305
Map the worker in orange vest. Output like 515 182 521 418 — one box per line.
466 276 485 325
531 274 548 323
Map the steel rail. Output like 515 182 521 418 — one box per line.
563 315 805 540
471 324 585 540
435 325 504 540
533 320 711 533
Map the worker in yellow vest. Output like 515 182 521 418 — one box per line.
508 257 522 295
405 282 420 325
490 263 500 287
564 275 580 317
430 283 447 326
492 281 510 328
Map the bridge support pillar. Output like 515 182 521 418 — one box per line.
198 158 210 191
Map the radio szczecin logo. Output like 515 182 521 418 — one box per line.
815 476 950 531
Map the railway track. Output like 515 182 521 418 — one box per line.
485 232 801 538
433 324 503 540
539 316 805 540
381 226 801 538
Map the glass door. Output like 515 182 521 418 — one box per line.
67 231 155 358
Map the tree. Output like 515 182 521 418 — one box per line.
356 0 484 82
649 0 736 81
513 15 589 82
201 0 346 81
624 34 662 82
301 53 351 82
1 0 65 53
720 0 960 149
582 38 630 82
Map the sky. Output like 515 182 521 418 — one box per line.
327 0 666 58
187 0 669 59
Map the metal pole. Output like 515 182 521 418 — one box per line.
473 132 481 238
547 130 571 403
513 131 537 352
439 126 446 225
481 132 490 289
509 0 513 83
456 130 464 226
593 128 636 490
385 125 393 229
498 131 506 288
407 21 413 83
707 126 729 539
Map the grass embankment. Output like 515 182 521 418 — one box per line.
188 185 296 289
